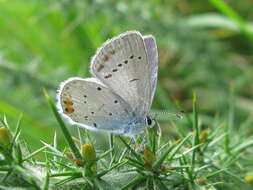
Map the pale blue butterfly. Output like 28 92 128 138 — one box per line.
57 31 158 137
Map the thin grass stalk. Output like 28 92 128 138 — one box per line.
192 89 199 176
226 85 234 154
42 88 82 160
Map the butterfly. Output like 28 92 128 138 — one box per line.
57 31 158 137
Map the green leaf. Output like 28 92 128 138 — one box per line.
10 114 22 149
169 134 192 161
43 159 50 190
118 136 143 163
153 177 168 190
96 161 127 178
14 143 22 164
153 140 178 170
22 146 47 162
95 148 114 162
121 175 146 190
174 143 203 159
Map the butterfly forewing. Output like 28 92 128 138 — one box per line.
57 77 133 133
90 31 152 117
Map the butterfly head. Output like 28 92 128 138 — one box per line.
127 116 155 136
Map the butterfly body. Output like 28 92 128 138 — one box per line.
57 31 158 137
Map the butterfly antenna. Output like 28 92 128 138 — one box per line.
150 110 184 119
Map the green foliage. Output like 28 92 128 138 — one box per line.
0 92 253 189
0 0 253 150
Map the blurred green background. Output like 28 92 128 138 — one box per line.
0 0 253 152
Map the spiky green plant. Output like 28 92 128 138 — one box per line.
0 89 252 190
1 0 253 157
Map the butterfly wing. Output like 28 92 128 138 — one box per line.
143 35 158 111
57 77 133 134
90 31 156 117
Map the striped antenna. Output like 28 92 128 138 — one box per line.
149 110 184 119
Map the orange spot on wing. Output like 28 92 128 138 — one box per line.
65 107 74 114
64 99 73 106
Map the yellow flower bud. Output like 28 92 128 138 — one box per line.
164 165 173 170
81 144 96 164
175 138 182 145
197 177 206 185
200 130 208 143
245 172 253 184
144 146 156 169
0 127 11 147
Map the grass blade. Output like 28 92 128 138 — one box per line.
209 0 253 45
42 88 82 160
43 159 50 190
192 89 199 173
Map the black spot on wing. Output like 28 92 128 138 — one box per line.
104 74 112 79
129 78 140 83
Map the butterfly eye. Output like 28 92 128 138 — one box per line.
146 116 152 126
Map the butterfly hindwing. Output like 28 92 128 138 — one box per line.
57 77 133 133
